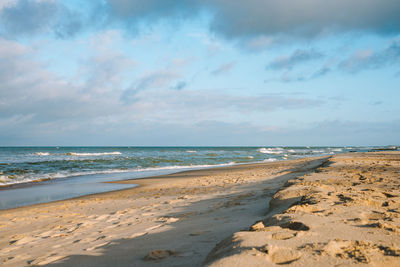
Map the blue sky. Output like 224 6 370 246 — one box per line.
0 0 399 146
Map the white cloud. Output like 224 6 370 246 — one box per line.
0 36 323 144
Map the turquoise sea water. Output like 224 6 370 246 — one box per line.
0 146 369 185
0 146 391 209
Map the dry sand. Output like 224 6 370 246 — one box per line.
205 152 400 266
0 152 399 266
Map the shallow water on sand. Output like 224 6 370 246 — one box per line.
0 146 388 209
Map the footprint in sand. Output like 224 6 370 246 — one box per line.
259 245 302 265
11 236 37 246
271 231 297 240
143 250 178 261
94 214 109 221
323 240 371 263
157 217 179 224
37 230 55 238
279 221 310 231
106 217 120 223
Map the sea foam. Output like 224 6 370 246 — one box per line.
34 152 50 156
263 158 277 162
258 148 284 154
0 162 237 185
66 152 122 156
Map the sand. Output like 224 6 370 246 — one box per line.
205 152 400 266
0 152 399 266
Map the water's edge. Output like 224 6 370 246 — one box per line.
0 146 397 210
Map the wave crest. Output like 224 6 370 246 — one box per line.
258 148 284 154
66 152 122 156
34 152 50 156
263 158 277 162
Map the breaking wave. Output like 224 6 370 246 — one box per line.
34 152 50 156
258 148 284 154
66 152 122 156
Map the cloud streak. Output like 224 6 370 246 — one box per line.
0 36 322 133
267 49 324 70
266 38 400 82
338 39 400 73
210 61 236 76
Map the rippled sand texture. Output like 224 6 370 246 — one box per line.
205 152 400 266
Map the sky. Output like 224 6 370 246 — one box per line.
0 0 399 146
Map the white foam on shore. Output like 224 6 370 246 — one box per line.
258 148 284 154
34 152 50 156
0 175 7 184
263 158 277 162
0 162 237 186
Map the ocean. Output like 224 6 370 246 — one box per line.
0 146 385 209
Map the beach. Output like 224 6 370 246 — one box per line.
0 152 399 266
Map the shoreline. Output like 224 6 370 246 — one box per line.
0 152 399 266
1 145 395 192
0 155 328 267
0 160 259 190
2 144 380 189
0 157 321 212
0 158 307 211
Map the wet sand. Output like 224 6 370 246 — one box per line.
0 152 399 266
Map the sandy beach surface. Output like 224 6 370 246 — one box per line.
0 152 399 266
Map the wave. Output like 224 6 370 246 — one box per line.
185 150 197 153
34 152 50 156
258 148 284 154
134 162 236 172
66 152 122 156
263 158 277 162
34 151 122 157
0 162 237 186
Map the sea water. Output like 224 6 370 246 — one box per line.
0 146 383 209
